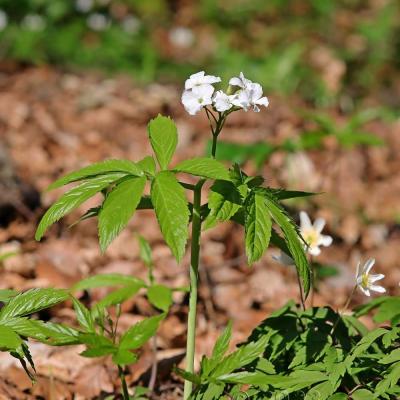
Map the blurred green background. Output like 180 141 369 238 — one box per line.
0 0 399 109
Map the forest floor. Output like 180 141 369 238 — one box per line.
0 66 400 399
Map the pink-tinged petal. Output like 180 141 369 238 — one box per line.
359 286 370 296
239 72 252 87
319 235 333 247
309 246 321 256
370 274 385 283
203 75 221 85
313 218 326 233
364 258 375 274
370 285 386 293
255 96 269 108
356 275 363 285
249 83 263 99
229 77 244 88
300 211 312 230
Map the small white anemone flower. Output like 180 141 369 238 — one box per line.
181 85 214 116
184 71 221 91
231 82 269 112
299 211 332 256
356 258 385 297
213 90 234 112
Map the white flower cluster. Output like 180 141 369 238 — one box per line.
181 71 269 116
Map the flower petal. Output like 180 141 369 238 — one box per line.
364 258 375 274
308 246 321 256
319 235 333 247
255 96 269 108
300 211 312 230
359 286 370 297
370 284 386 293
313 218 326 233
356 261 361 279
181 90 202 115
370 273 385 283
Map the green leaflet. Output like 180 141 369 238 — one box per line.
203 180 244 230
0 288 69 321
94 284 143 311
148 115 178 170
119 314 165 350
137 156 156 176
138 235 153 267
151 171 189 262
47 159 143 190
173 157 230 181
72 298 94 332
72 273 146 291
147 285 173 312
2 318 80 345
0 289 17 303
36 172 126 241
98 176 146 252
262 191 311 296
351 389 374 400
305 381 335 400
245 190 272 264
112 349 138 366
202 321 232 376
210 335 269 378
0 325 22 350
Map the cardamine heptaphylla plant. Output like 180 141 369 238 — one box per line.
0 71 396 400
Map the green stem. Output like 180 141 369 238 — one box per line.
183 181 203 400
331 284 357 336
211 134 218 159
118 365 130 400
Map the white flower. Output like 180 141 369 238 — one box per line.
272 251 294 266
213 90 234 112
231 82 269 112
169 26 195 49
75 0 93 13
22 14 46 31
0 10 8 31
229 72 253 89
181 85 214 115
356 258 385 297
299 211 332 256
121 16 141 34
87 13 110 31
184 71 221 91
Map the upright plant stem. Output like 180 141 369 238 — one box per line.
118 365 130 400
211 133 218 159
183 114 221 399
183 182 203 400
